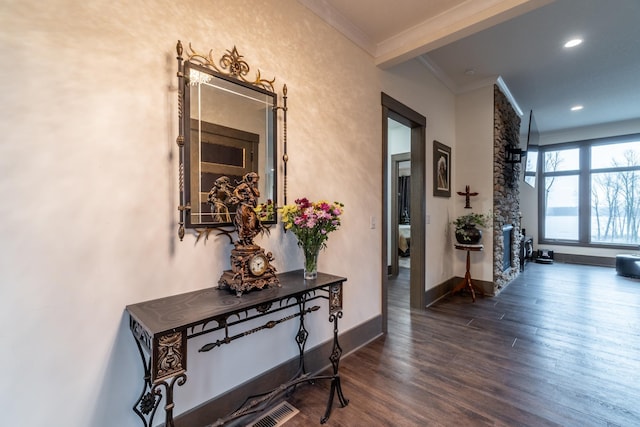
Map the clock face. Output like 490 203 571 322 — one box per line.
249 253 268 276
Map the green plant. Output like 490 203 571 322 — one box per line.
452 212 493 242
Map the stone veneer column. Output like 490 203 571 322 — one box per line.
493 85 522 292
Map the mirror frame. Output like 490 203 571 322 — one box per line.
175 40 287 240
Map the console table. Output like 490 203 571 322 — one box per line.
452 244 485 302
126 270 348 427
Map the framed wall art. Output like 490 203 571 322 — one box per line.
433 140 451 197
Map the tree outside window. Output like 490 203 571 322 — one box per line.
591 145 640 244
540 138 640 247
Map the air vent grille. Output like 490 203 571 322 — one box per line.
246 401 299 427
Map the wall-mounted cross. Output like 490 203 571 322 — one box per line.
457 185 478 209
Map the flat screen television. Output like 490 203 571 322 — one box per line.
523 110 539 188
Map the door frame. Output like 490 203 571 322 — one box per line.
381 93 426 331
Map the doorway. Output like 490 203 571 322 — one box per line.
381 93 426 332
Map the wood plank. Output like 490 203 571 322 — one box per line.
282 263 640 426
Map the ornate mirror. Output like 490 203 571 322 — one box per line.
176 41 287 240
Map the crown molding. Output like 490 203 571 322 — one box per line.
297 0 377 56
416 55 457 93
300 0 551 69
418 55 523 116
496 76 523 117
375 0 552 68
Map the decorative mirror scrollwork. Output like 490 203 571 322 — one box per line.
175 40 288 240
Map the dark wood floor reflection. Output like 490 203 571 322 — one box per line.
285 262 640 426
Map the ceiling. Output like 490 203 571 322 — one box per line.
298 0 640 136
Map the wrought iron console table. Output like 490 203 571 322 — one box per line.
126 270 348 427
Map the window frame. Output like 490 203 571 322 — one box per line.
537 133 640 249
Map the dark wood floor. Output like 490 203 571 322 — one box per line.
285 262 640 426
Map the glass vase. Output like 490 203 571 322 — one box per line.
303 246 319 280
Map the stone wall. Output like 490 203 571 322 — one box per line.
493 85 522 292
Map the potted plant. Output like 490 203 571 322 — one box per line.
452 212 492 244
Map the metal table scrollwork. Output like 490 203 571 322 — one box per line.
126 270 349 427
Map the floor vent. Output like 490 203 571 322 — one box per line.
246 401 299 427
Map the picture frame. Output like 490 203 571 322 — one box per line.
433 140 451 197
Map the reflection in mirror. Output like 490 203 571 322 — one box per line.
187 64 275 227
176 41 287 239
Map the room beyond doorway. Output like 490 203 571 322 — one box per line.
391 150 411 276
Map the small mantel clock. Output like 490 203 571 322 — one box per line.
216 172 279 296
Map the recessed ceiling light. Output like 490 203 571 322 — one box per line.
571 105 584 111
464 68 476 76
564 38 583 48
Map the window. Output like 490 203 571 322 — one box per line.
539 135 640 247
544 175 579 240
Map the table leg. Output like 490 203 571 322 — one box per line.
295 294 310 375
131 335 186 427
321 311 349 424
451 250 484 302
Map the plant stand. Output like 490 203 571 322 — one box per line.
452 244 485 302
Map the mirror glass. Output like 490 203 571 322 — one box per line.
184 62 277 228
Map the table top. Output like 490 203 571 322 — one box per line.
126 270 347 336
454 243 484 251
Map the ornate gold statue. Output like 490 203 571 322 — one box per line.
213 172 279 296
207 176 233 223
232 172 262 246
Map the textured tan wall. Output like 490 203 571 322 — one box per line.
0 1 459 426
0 1 381 425
454 85 495 281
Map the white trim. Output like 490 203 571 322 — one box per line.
418 55 522 117
297 0 376 55
496 76 523 116
416 55 457 93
